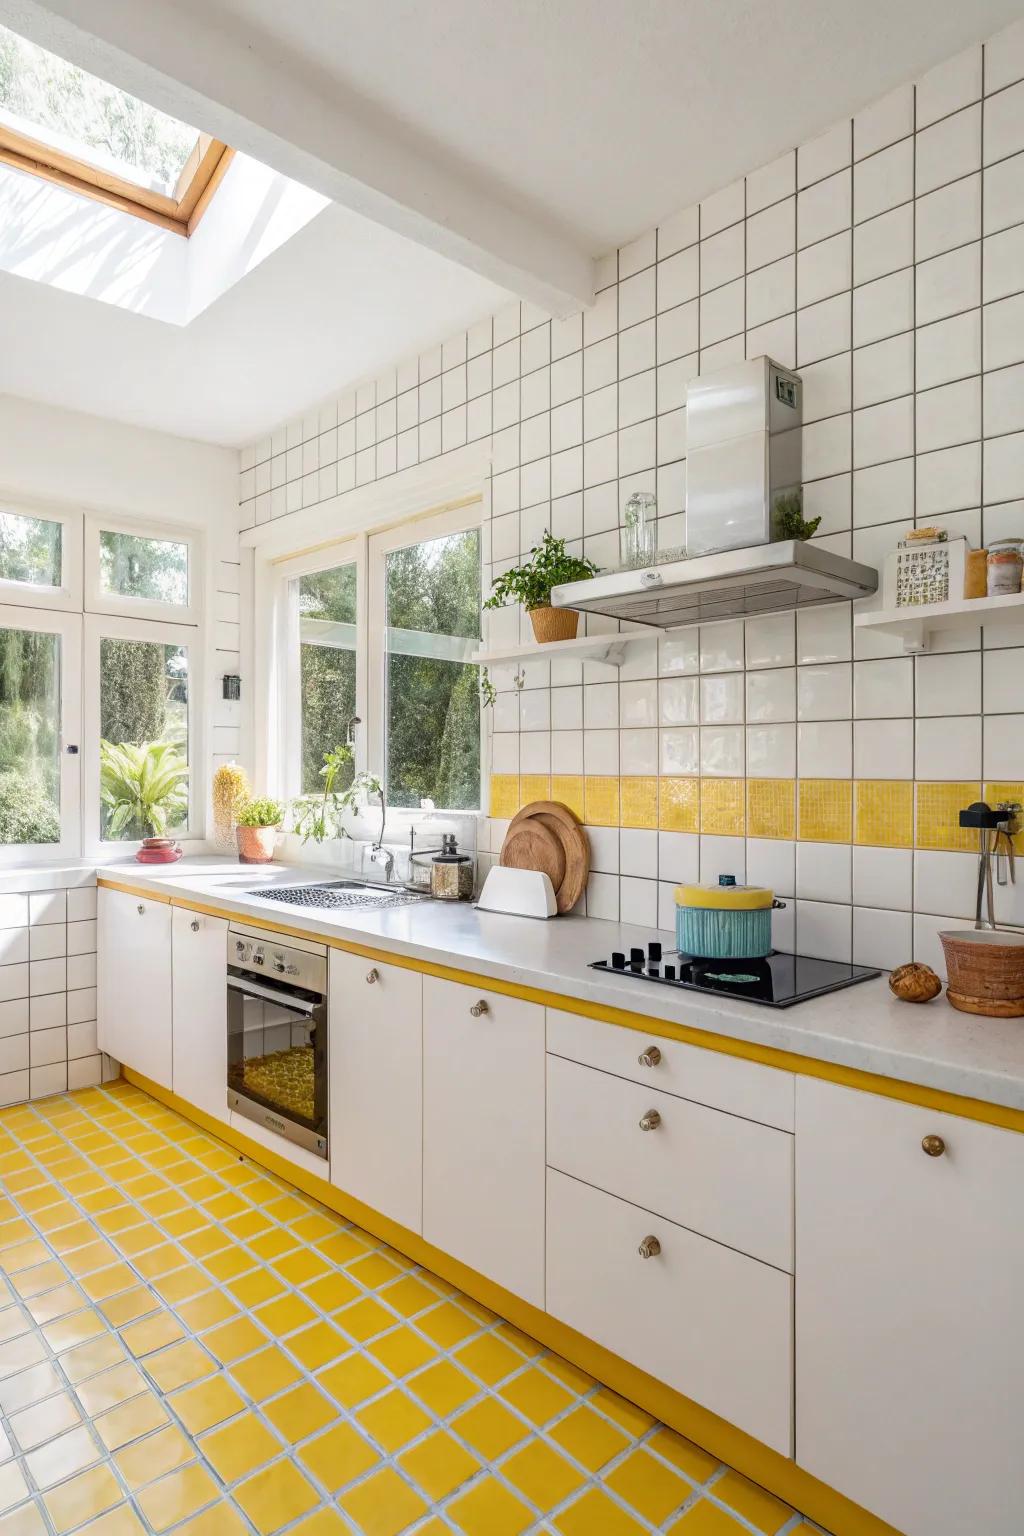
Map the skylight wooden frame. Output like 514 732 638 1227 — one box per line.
0 122 233 236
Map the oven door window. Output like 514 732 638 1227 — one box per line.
227 978 327 1143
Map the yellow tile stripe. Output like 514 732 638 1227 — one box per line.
490 774 1004 850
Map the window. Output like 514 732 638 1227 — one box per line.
0 607 81 861
85 519 199 623
0 505 82 610
84 616 199 852
269 504 484 815
0 24 232 235
296 562 358 795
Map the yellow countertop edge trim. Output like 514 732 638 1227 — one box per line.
98 876 1024 1135
122 1066 900 1536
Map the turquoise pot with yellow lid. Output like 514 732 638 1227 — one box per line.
675 875 785 959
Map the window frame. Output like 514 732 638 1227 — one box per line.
82 613 203 858
366 502 484 814
0 120 233 237
0 605 82 865
84 515 202 625
0 502 83 613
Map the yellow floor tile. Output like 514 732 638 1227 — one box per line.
446 1474 534 1536
297 1420 379 1491
43 1463 122 1534
200 1413 280 1483
176 1290 238 1333
230 1346 302 1402
121 1312 184 1357
398 1431 479 1502
502 1437 587 1510
255 1294 318 1337
60 1333 126 1383
202 1316 267 1364
136 1463 218 1533
338 1466 428 1536
145 1339 217 1392
74 1362 146 1417
172 1374 247 1434
174 1503 250 1536
99 1287 159 1329
355 1388 432 1452
287 1512 349 1536
669 1499 747 1533
606 1446 693 1523
550 1403 630 1471
649 1426 719 1485
272 1249 330 1286
115 1424 194 1489
0 1500 48 1534
24 1284 82 1325
24 1425 100 1490
592 1385 656 1436
301 1272 360 1313
453 1397 530 1460
407 1359 478 1417
95 1391 169 1451
554 1487 649 1535
711 1470 794 1532
288 1320 349 1370
415 1302 479 1350
455 1332 525 1386
335 1296 395 1344
8 1392 80 1451
317 1351 390 1407
227 1268 286 1309
499 1366 574 1425
233 1459 320 1535
263 1382 337 1442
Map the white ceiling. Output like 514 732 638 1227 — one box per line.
0 0 1020 447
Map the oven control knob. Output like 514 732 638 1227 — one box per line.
253 952 264 966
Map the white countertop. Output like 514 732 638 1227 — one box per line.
87 854 1024 1115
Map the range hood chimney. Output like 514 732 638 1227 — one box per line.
551 355 877 627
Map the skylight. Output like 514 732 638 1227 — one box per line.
0 24 232 233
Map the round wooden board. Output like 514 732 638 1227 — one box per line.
503 800 590 914
500 821 566 892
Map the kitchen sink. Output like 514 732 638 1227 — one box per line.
246 879 426 911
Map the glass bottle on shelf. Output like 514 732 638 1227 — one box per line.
620 491 658 569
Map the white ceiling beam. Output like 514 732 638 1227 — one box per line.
0 0 595 315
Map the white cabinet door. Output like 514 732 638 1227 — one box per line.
97 887 172 1087
330 950 423 1233
423 977 545 1306
547 1169 793 1454
171 907 228 1122
796 1079 1024 1536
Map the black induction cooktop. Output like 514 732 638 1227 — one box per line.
590 944 880 1008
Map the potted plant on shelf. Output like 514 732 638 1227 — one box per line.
99 740 189 862
235 797 286 864
483 530 598 643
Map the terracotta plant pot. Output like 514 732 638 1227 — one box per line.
529 606 579 643
236 824 279 864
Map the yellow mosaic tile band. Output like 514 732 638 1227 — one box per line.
489 775 1024 849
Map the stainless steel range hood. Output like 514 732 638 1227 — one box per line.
551 541 878 629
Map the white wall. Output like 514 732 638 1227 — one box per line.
237 16 1024 974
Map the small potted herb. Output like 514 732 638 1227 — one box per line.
483 531 598 643
772 490 820 542
235 797 285 864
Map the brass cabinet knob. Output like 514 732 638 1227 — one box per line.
639 1109 662 1132
366 968 379 985
638 1045 662 1068
638 1235 661 1259
922 1134 946 1157
190 918 200 932
137 904 145 915
470 999 490 1017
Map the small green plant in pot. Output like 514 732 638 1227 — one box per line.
483 531 598 643
99 740 189 861
772 490 820 542
235 797 285 864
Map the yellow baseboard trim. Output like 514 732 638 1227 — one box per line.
97 876 1024 1136
123 1066 899 1536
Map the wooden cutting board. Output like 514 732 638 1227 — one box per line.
501 800 589 914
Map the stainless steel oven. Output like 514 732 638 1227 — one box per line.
226 926 328 1159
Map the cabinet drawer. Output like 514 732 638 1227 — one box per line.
547 1169 793 1455
547 1007 793 1130
547 1054 792 1271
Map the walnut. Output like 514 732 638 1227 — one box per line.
889 962 942 1003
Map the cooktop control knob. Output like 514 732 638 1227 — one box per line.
252 951 264 966
630 947 644 964
611 952 625 969
664 963 677 980
648 941 662 962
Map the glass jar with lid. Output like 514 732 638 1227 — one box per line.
620 491 658 569
430 834 474 900
987 539 1024 596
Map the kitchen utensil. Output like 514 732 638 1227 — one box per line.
939 929 1024 1017
959 801 1020 930
476 866 557 918
501 800 589 914
674 875 785 959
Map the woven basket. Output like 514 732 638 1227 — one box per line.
940 929 1024 1017
529 606 579 643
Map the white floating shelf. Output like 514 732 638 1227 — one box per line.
854 591 1024 653
470 632 639 668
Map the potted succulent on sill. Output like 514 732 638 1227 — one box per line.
483 530 598 644
235 797 285 864
99 740 189 863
